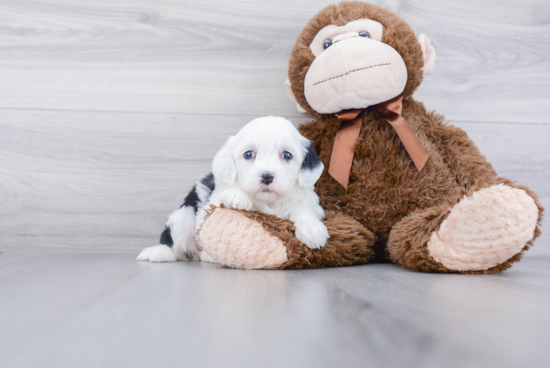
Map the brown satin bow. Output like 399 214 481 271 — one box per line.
328 96 429 189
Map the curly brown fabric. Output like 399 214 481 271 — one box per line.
239 210 376 269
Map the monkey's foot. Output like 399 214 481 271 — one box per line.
427 184 539 271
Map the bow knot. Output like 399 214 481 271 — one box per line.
328 97 429 189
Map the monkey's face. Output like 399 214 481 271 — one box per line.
305 19 407 114
286 2 436 116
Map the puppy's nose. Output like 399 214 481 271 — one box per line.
261 172 274 185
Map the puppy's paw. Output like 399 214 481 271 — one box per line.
219 189 253 211
199 250 217 263
136 245 177 263
295 220 330 249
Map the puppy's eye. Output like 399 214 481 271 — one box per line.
358 30 370 38
323 39 333 50
282 151 293 161
243 150 255 160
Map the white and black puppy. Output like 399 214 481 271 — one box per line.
137 116 329 263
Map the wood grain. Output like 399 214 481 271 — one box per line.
1 253 549 368
0 0 548 122
0 0 547 255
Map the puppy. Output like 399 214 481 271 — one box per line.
137 116 329 263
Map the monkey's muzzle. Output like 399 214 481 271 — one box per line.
304 37 408 114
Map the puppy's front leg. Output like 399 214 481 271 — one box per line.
256 202 276 216
290 207 330 249
219 188 254 211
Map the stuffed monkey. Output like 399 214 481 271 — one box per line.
198 1 543 273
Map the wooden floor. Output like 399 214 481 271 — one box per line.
1 1 549 367
1 253 549 368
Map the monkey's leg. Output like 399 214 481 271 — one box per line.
199 208 376 269
387 181 543 273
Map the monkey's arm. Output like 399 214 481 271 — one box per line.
421 109 498 191
199 207 376 269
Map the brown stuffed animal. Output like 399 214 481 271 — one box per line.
198 1 543 273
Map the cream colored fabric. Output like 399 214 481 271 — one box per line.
418 34 436 74
333 31 362 44
310 19 383 56
304 37 407 114
200 208 288 269
428 185 539 271
284 79 306 113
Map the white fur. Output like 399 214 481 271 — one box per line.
167 206 201 261
210 117 328 249
200 250 217 263
195 180 213 204
136 244 177 263
137 205 201 263
137 116 329 263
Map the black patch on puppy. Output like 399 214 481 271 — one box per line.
200 172 215 192
158 172 215 254
301 141 322 172
159 227 174 248
181 185 199 213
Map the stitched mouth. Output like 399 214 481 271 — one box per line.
313 62 391 86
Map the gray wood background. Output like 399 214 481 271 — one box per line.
0 0 548 255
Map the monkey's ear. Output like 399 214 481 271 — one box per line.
285 79 307 113
418 34 436 75
212 136 236 186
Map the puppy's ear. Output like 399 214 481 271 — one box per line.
298 140 324 187
212 136 236 186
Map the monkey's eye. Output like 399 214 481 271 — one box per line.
323 39 333 50
243 150 255 160
282 151 293 161
359 30 371 38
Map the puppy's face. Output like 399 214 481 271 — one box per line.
213 117 323 203
233 121 305 202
